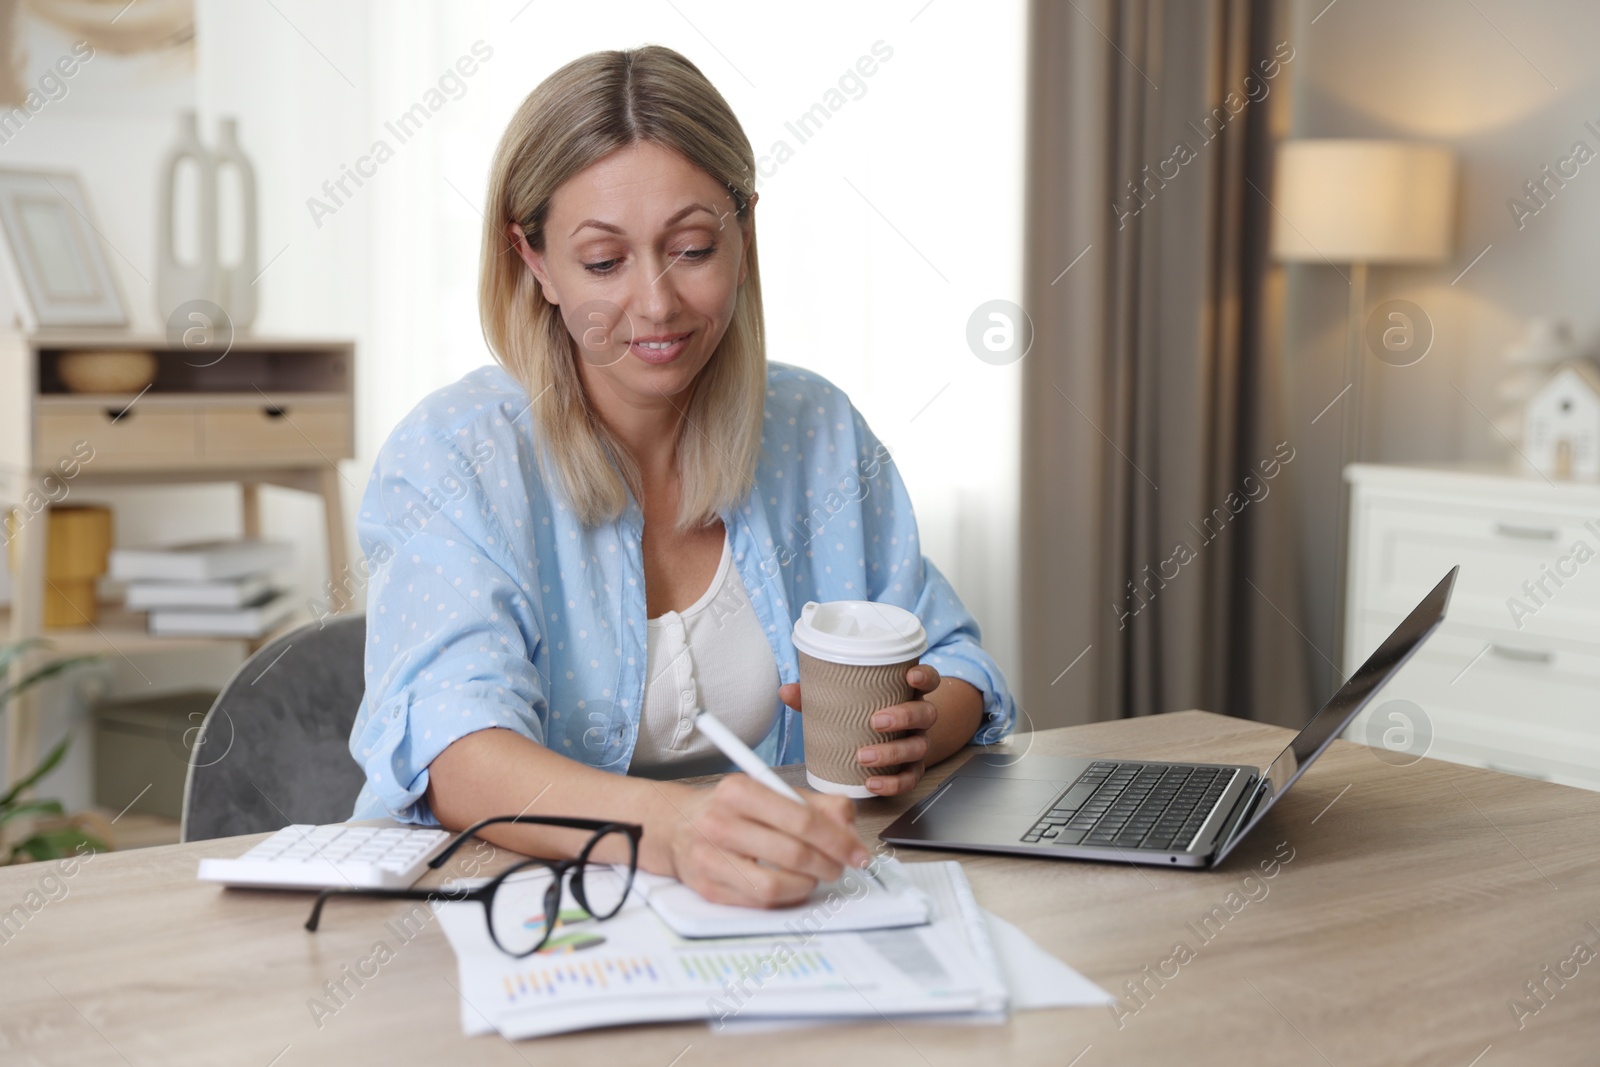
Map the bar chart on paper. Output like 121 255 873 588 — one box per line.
502 956 664 1002
500 945 850 1007
675 946 842 987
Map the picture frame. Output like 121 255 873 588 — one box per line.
0 168 128 329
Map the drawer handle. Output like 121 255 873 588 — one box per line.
1494 522 1558 541
104 406 132 422
1488 644 1554 665
262 405 288 419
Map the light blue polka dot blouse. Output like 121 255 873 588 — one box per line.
348 360 1018 824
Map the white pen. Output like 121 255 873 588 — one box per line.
693 710 887 891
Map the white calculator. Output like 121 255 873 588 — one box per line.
197 824 453 890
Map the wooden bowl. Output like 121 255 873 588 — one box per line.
57 350 158 394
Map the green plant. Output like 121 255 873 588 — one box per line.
0 638 106 864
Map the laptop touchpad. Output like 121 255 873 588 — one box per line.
930 775 1065 815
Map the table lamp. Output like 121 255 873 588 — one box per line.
1270 138 1457 672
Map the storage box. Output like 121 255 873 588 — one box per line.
92 691 219 820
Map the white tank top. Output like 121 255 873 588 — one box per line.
628 531 781 779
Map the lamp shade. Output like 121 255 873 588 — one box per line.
1271 140 1457 264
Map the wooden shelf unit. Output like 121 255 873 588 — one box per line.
0 602 307 658
1 328 356 789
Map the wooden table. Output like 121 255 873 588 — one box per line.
2 711 1596 1065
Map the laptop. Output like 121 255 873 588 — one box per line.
880 566 1458 868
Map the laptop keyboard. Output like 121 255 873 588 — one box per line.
1021 762 1236 851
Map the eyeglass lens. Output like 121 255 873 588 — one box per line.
488 862 564 956
572 827 636 920
485 829 636 955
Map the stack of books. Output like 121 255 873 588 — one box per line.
111 540 295 637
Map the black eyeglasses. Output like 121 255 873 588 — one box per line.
303 815 643 957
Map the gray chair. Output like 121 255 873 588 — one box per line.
181 613 369 841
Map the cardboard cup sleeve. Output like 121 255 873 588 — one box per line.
798 651 920 793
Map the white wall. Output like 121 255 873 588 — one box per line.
1282 0 1600 699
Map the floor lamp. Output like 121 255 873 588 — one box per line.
1270 139 1457 678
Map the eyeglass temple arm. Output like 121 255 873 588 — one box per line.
304 885 460 931
428 815 638 869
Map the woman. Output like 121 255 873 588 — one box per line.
349 45 1017 907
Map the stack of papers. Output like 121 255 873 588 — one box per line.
435 858 1112 1040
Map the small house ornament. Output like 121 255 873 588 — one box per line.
1521 360 1600 480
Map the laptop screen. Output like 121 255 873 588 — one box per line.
1214 565 1457 862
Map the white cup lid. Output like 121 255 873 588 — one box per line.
791 600 928 666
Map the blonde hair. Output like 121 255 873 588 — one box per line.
479 45 765 532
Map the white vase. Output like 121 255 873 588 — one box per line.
156 110 220 322
214 117 260 330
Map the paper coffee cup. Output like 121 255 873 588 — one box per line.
791 600 928 798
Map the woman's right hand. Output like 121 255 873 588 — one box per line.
664 774 873 907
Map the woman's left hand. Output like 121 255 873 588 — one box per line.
777 663 942 797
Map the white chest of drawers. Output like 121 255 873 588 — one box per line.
1342 463 1600 790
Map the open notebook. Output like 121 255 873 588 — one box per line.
627 858 931 938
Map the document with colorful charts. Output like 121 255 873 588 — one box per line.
434 857 1012 1039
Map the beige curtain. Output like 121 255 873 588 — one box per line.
1019 0 1311 730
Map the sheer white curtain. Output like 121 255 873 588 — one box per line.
358 0 1026 688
